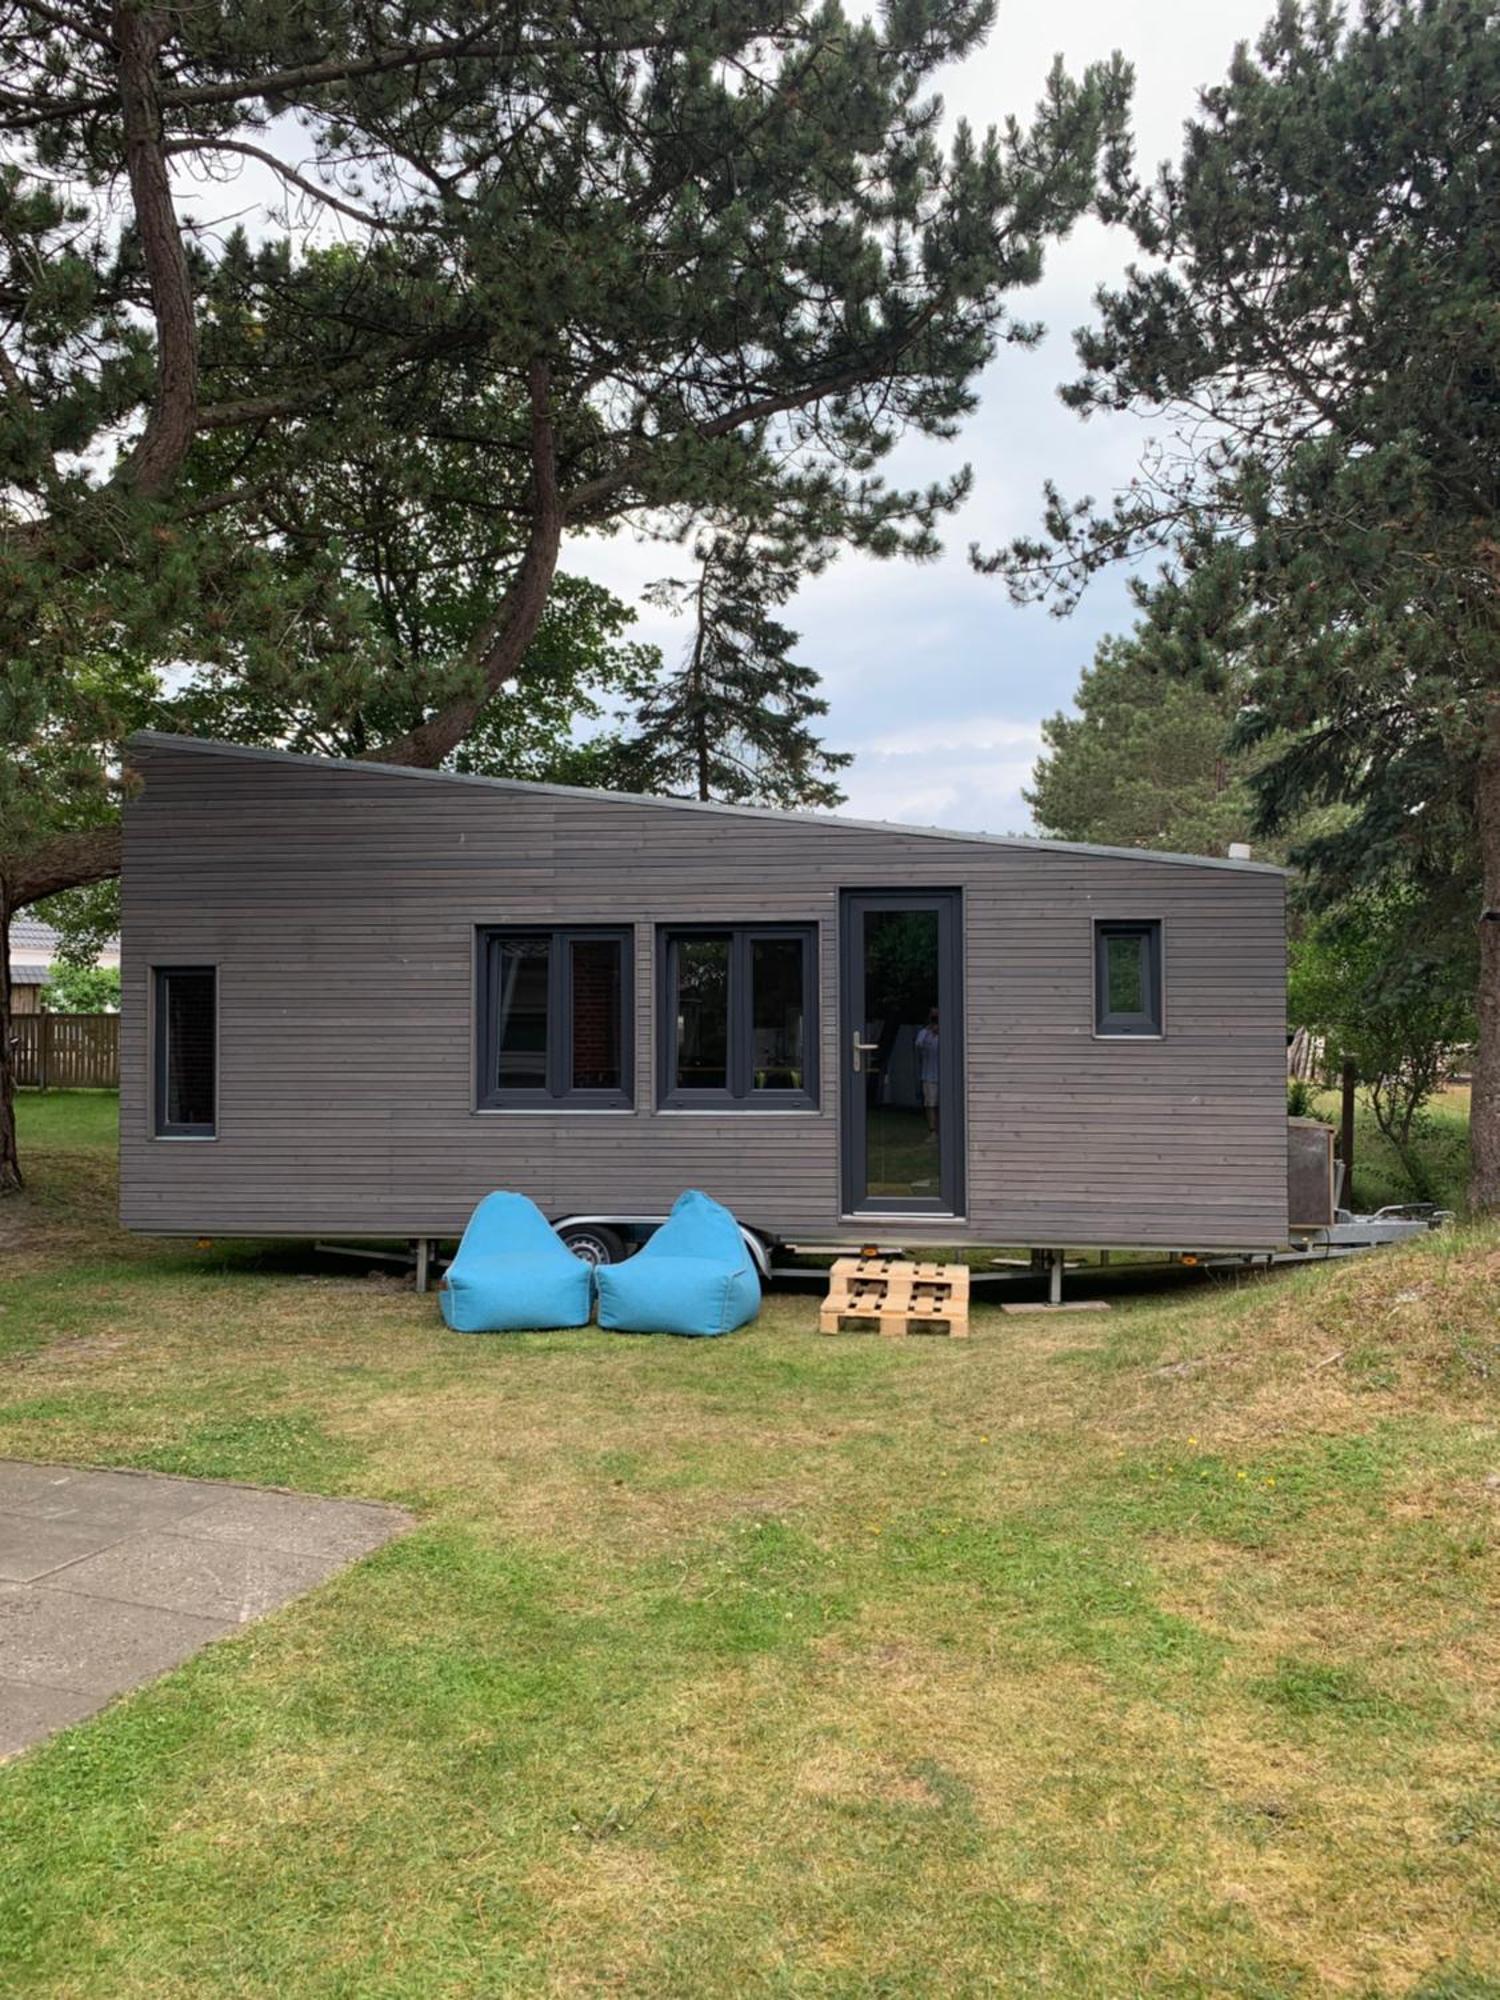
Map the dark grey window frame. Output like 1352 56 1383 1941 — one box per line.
477 926 633 1109
1093 919 1164 1037
153 964 218 1138
838 889 965 1218
657 924 819 1111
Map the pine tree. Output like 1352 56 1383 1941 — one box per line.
1028 633 1266 857
982 0 1500 1207
634 538 851 809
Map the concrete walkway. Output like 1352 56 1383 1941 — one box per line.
0 1461 409 1758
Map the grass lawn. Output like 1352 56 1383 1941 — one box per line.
2 1096 1499 1997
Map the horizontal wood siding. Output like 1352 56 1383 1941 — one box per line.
119 740 1289 1248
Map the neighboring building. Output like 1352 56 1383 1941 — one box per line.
119 731 1291 1257
7 917 121 1015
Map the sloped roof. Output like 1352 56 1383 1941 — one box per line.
9 915 61 953
128 730 1287 876
8 916 120 965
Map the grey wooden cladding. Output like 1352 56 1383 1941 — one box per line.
120 734 1290 1249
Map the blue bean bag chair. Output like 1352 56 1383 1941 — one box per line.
595 1189 760 1337
440 1191 593 1333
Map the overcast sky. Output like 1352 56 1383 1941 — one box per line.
568 0 1276 835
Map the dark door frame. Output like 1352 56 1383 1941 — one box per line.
838 888 965 1218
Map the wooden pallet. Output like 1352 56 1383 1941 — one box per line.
818 1257 970 1339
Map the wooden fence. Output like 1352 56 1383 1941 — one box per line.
12 1012 119 1090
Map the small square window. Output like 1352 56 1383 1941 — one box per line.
478 928 632 1107
154 966 217 1135
1094 921 1162 1036
659 926 817 1108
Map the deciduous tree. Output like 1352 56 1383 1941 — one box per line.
1289 882 1476 1202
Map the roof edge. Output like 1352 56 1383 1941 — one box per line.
124 730 1290 876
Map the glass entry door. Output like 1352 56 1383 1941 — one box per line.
840 891 963 1216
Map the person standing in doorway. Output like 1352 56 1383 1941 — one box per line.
915 1007 940 1138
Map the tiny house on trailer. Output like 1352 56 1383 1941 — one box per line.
119 732 1292 1268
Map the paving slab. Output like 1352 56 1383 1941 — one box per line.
0 1579 231 1696
54 1530 349 1623
0 1462 410 1758
0 1678 100 1759
0 1464 221 1531
174 1488 402 1559
0 1513 132 1583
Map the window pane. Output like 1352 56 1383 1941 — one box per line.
570 938 622 1091
751 936 805 1090
163 970 215 1129
861 907 941 1200
1105 933 1146 1016
674 935 730 1090
495 936 549 1089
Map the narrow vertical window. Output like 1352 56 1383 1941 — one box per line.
750 934 805 1090
569 937 623 1093
1094 921 1163 1036
478 928 632 1107
673 934 731 1091
154 967 217 1136
494 935 551 1091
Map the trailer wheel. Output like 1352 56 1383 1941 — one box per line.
557 1222 628 1268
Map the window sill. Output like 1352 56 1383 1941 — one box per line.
842 1210 967 1225
153 1132 219 1142
473 1104 636 1116
656 1101 821 1116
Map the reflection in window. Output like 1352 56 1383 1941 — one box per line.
495 935 550 1090
751 935 804 1089
479 929 631 1105
569 937 623 1092
1094 921 1162 1035
674 934 731 1090
660 927 817 1107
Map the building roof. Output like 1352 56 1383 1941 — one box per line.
127 729 1289 876
8 915 120 968
9 915 62 953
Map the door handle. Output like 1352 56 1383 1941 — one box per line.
851 1030 880 1073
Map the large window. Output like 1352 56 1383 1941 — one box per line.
153 966 217 1137
478 928 632 1107
1094 920 1163 1036
659 926 817 1109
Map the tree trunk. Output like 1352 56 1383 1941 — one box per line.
375 359 561 770
0 882 21 1196
1473 708 1500 1213
114 4 199 498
